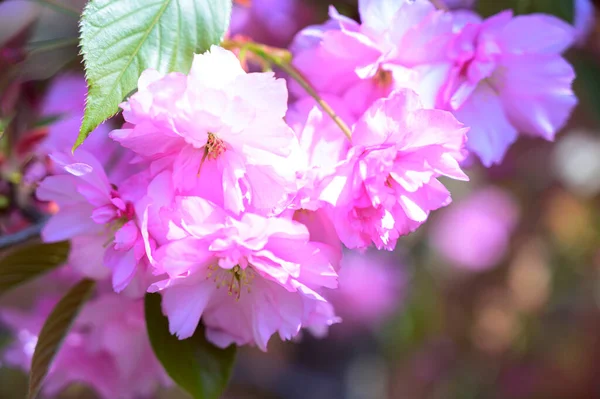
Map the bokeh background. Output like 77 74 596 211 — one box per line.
1 0 600 398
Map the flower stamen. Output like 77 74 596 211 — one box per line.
208 264 255 301
197 132 226 177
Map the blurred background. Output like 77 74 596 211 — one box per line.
1 0 600 398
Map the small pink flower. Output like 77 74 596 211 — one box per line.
151 196 339 350
427 10 577 166
319 89 468 250
36 150 149 293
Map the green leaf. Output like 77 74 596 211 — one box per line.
477 0 574 23
28 279 96 399
144 293 236 399
0 241 70 296
76 0 232 150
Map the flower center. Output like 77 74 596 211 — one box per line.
102 190 135 247
197 133 226 176
374 67 393 88
385 175 394 188
207 265 255 300
206 133 226 160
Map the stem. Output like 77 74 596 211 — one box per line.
0 217 48 250
276 59 353 142
223 40 353 142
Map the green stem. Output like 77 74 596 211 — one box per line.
223 40 353 142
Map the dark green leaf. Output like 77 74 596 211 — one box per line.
0 241 70 296
76 0 232 149
145 293 236 399
28 279 96 399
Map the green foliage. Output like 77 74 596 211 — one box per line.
477 0 575 23
0 241 70 296
76 0 232 149
28 279 96 399
145 293 236 399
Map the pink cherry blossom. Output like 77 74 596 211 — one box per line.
151 196 339 350
36 150 149 293
111 45 300 217
319 89 468 250
424 10 577 166
1 292 170 399
290 3 433 119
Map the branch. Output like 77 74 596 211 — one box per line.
0 216 48 250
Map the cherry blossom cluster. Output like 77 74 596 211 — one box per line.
290 0 577 167
32 0 577 354
0 4 578 398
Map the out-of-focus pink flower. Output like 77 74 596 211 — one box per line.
425 10 577 166
151 196 339 351
1 292 170 399
327 249 405 328
36 150 150 293
112 46 299 217
319 90 468 250
429 186 520 270
38 74 119 167
229 0 317 47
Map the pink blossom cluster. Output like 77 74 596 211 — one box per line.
33 39 472 355
5 1 578 395
291 0 577 167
